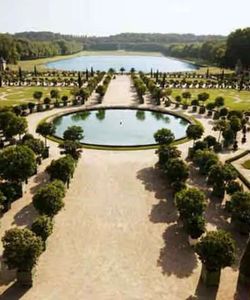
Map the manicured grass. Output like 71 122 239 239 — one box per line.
0 86 73 107
242 160 250 170
172 88 250 111
9 50 164 71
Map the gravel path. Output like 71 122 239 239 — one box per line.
0 75 249 300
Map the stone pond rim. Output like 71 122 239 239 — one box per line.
46 106 193 150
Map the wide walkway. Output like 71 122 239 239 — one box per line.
0 75 249 299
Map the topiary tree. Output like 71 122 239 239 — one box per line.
0 145 36 184
4 115 27 140
156 144 181 168
214 96 225 108
195 230 236 286
46 155 75 185
33 91 43 102
63 126 84 142
186 124 204 146
226 180 243 195
23 138 45 156
59 140 82 160
203 135 217 148
31 215 53 243
193 149 219 175
154 128 175 145
2 228 43 285
230 192 250 234
186 215 206 240
33 180 65 217
164 158 189 184
36 122 56 147
175 188 206 221
207 163 237 198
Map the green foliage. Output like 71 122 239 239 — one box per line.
156 144 181 167
31 215 53 242
36 122 56 146
46 155 75 184
63 126 84 142
33 91 43 101
186 124 204 144
33 180 65 216
0 145 36 182
186 215 206 239
4 115 27 139
195 230 236 271
226 180 243 195
23 138 45 155
164 158 189 183
2 228 43 271
154 128 175 145
230 192 250 228
0 190 6 212
59 140 82 160
175 188 206 220
193 150 219 175
214 96 225 108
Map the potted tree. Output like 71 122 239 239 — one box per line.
175 188 206 224
195 230 236 286
33 180 65 217
229 191 250 235
31 215 54 250
2 228 43 286
186 215 206 246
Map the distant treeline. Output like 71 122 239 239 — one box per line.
0 29 250 69
0 33 83 63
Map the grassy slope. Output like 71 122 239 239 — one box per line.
172 88 250 111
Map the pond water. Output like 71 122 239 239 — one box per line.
53 108 189 147
46 55 198 72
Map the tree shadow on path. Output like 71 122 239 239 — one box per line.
137 166 178 224
158 223 198 278
12 203 38 227
0 282 29 300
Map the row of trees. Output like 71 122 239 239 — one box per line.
1 124 82 286
153 124 250 287
95 73 112 101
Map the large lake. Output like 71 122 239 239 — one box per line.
46 55 198 72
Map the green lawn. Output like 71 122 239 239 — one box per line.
172 88 250 111
242 160 250 170
0 86 73 107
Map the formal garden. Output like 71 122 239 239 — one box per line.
0 67 249 299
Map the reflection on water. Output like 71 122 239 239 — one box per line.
71 111 90 122
54 109 189 146
136 110 145 121
96 109 106 121
151 111 170 124
46 55 198 73
179 118 189 126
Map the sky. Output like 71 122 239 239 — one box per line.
0 0 249 36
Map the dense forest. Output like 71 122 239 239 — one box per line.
0 33 83 63
0 29 250 69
